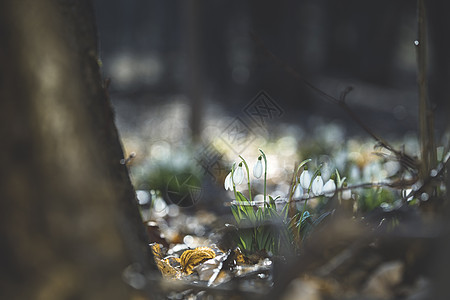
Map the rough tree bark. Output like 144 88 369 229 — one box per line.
0 0 157 299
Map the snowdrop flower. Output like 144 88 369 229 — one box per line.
253 156 263 179
293 184 303 199
341 183 352 200
311 173 324 196
224 172 232 191
299 167 312 190
233 162 245 185
323 178 336 197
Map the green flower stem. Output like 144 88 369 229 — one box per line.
289 181 299 201
287 159 311 218
239 155 252 203
259 149 268 206
288 159 312 201
231 163 239 209
307 164 323 193
298 163 323 239
297 197 309 236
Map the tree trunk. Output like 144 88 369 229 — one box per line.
0 1 157 299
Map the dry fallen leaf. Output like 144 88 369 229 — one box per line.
150 243 164 259
151 243 181 279
180 247 216 274
155 258 180 279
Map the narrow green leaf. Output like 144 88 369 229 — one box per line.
256 207 263 222
260 226 272 250
236 191 249 203
231 204 241 223
335 169 341 186
246 206 256 223
281 202 290 220
239 236 247 249
268 195 276 209
313 211 332 227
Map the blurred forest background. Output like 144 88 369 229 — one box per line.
91 2 450 229
2 0 450 298
94 0 450 144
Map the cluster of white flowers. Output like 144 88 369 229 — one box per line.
224 156 264 191
224 154 352 201
296 166 337 198
299 165 356 201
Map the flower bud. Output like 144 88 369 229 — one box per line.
253 156 263 179
341 182 352 200
323 179 336 197
311 174 324 196
299 167 311 190
233 163 244 185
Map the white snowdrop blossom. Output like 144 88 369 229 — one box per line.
224 172 232 191
311 175 324 196
233 163 245 185
299 169 312 190
293 184 303 199
341 186 352 200
323 179 336 197
253 156 263 179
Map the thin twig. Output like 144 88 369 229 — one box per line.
227 177 418 207
416 0 437 178
287 162 298 218
404 149 450 201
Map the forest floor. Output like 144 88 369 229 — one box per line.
112 87 448 299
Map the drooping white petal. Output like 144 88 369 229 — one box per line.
323 179 336 197
253 158 263 179
224 172 232 190
293 184 303 199
233 165 244 185
311 176 324 196
342 188 352 200
299 170 311 190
